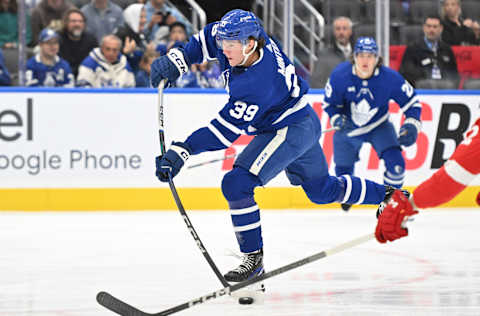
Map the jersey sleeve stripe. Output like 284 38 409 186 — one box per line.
400 96 420 112
340 175 352 203
356 177 367 204
199 29 214 61
444 159 476 186
207 123 233 147
216 115 244 135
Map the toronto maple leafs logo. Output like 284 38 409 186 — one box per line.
351 98 378 126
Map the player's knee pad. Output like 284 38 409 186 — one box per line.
381 147 405 188
221 167 262 202
335 165 354 176
302 175 343 204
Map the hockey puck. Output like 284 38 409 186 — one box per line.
476 191 480 206
238 297 254 305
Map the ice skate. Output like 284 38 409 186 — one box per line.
225 249 265 305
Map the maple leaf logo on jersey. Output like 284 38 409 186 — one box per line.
351 98 378 126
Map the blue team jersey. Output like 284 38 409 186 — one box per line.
323 61 421 137
182 23 311 155
26 54 74 87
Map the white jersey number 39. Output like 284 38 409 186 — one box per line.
230 101 259 121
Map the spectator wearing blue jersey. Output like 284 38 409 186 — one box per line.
0 48 11 85
26 28 74 87
77 34 135 87
135 49 156 87
323 37 422 211
149 9 403 301
194 61 223 88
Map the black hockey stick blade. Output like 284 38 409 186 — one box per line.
97 291 150 316
97 233 374 316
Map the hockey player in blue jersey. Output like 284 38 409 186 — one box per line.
26 28 74 87
323 37 422 211
150 10 401 299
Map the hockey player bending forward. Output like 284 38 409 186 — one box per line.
150 9 401 299
376 118 480 243
323 37 422 211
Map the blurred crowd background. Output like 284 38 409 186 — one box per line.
0 0 478 89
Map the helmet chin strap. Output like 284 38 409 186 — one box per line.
239 40 258 66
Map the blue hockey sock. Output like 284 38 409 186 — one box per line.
228 197 262 253
338 175 387 205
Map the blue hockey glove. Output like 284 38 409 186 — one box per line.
330 114 353 131
155 142 192 182
150 48 190 88
398 118 421 147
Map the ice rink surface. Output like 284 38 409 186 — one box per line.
1 208 480 316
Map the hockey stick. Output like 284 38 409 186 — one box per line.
187 126 339 169
187 154 237 169
156 80 229 288
97 232 375 316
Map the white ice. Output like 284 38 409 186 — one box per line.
1 208 479 316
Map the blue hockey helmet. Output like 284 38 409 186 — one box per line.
216 9 261 45
354 37 378 55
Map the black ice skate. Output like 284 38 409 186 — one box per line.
341 203 352 211
225 249 265 305
376 185 411 218
224 249 264 282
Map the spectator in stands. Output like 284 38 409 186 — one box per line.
58 8 98 77
0 0 32 48
473 20 480 44
309 17 353 89
399 15 459 88
30 0 75 46
195 0 254 24
0 48 11 85
26 28 74 87
77 34 135 87
135 49 156 87
114 3 148 74
194 61 223 88
441 0 476 45
155 21 187 55
331 16 354 60
144 0 191 45
81 0 124 42
464 18 480 45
